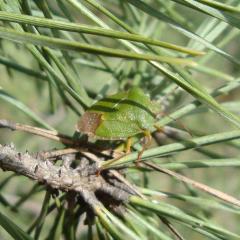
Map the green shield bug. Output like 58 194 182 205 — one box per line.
77 87 162 162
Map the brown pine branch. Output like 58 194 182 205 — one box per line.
144 161 240 208
0 119 75 145
0 144 132 209
0 119 144 198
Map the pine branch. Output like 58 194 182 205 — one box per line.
0 144 132 210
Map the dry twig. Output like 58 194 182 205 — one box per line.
0 144 133 210
0 119 144 198
144 161 240 207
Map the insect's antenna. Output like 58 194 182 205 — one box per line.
155 113 193 137
168 114 192 137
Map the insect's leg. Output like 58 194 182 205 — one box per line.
97 153 126 175
110 138 131 155
96 139 131 175
136 131 152 166
153 124 164 133
125 137 132 154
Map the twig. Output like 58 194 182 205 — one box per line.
39 148 85 159
143 162 240 208
0 119 143 200
0 119 123 157
0 119 75 145
0 144 131 209
36 147 144 198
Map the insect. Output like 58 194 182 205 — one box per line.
77 87 162 162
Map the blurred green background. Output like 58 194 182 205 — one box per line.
1 0 240 239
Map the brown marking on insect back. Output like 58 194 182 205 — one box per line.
77 112 102 136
